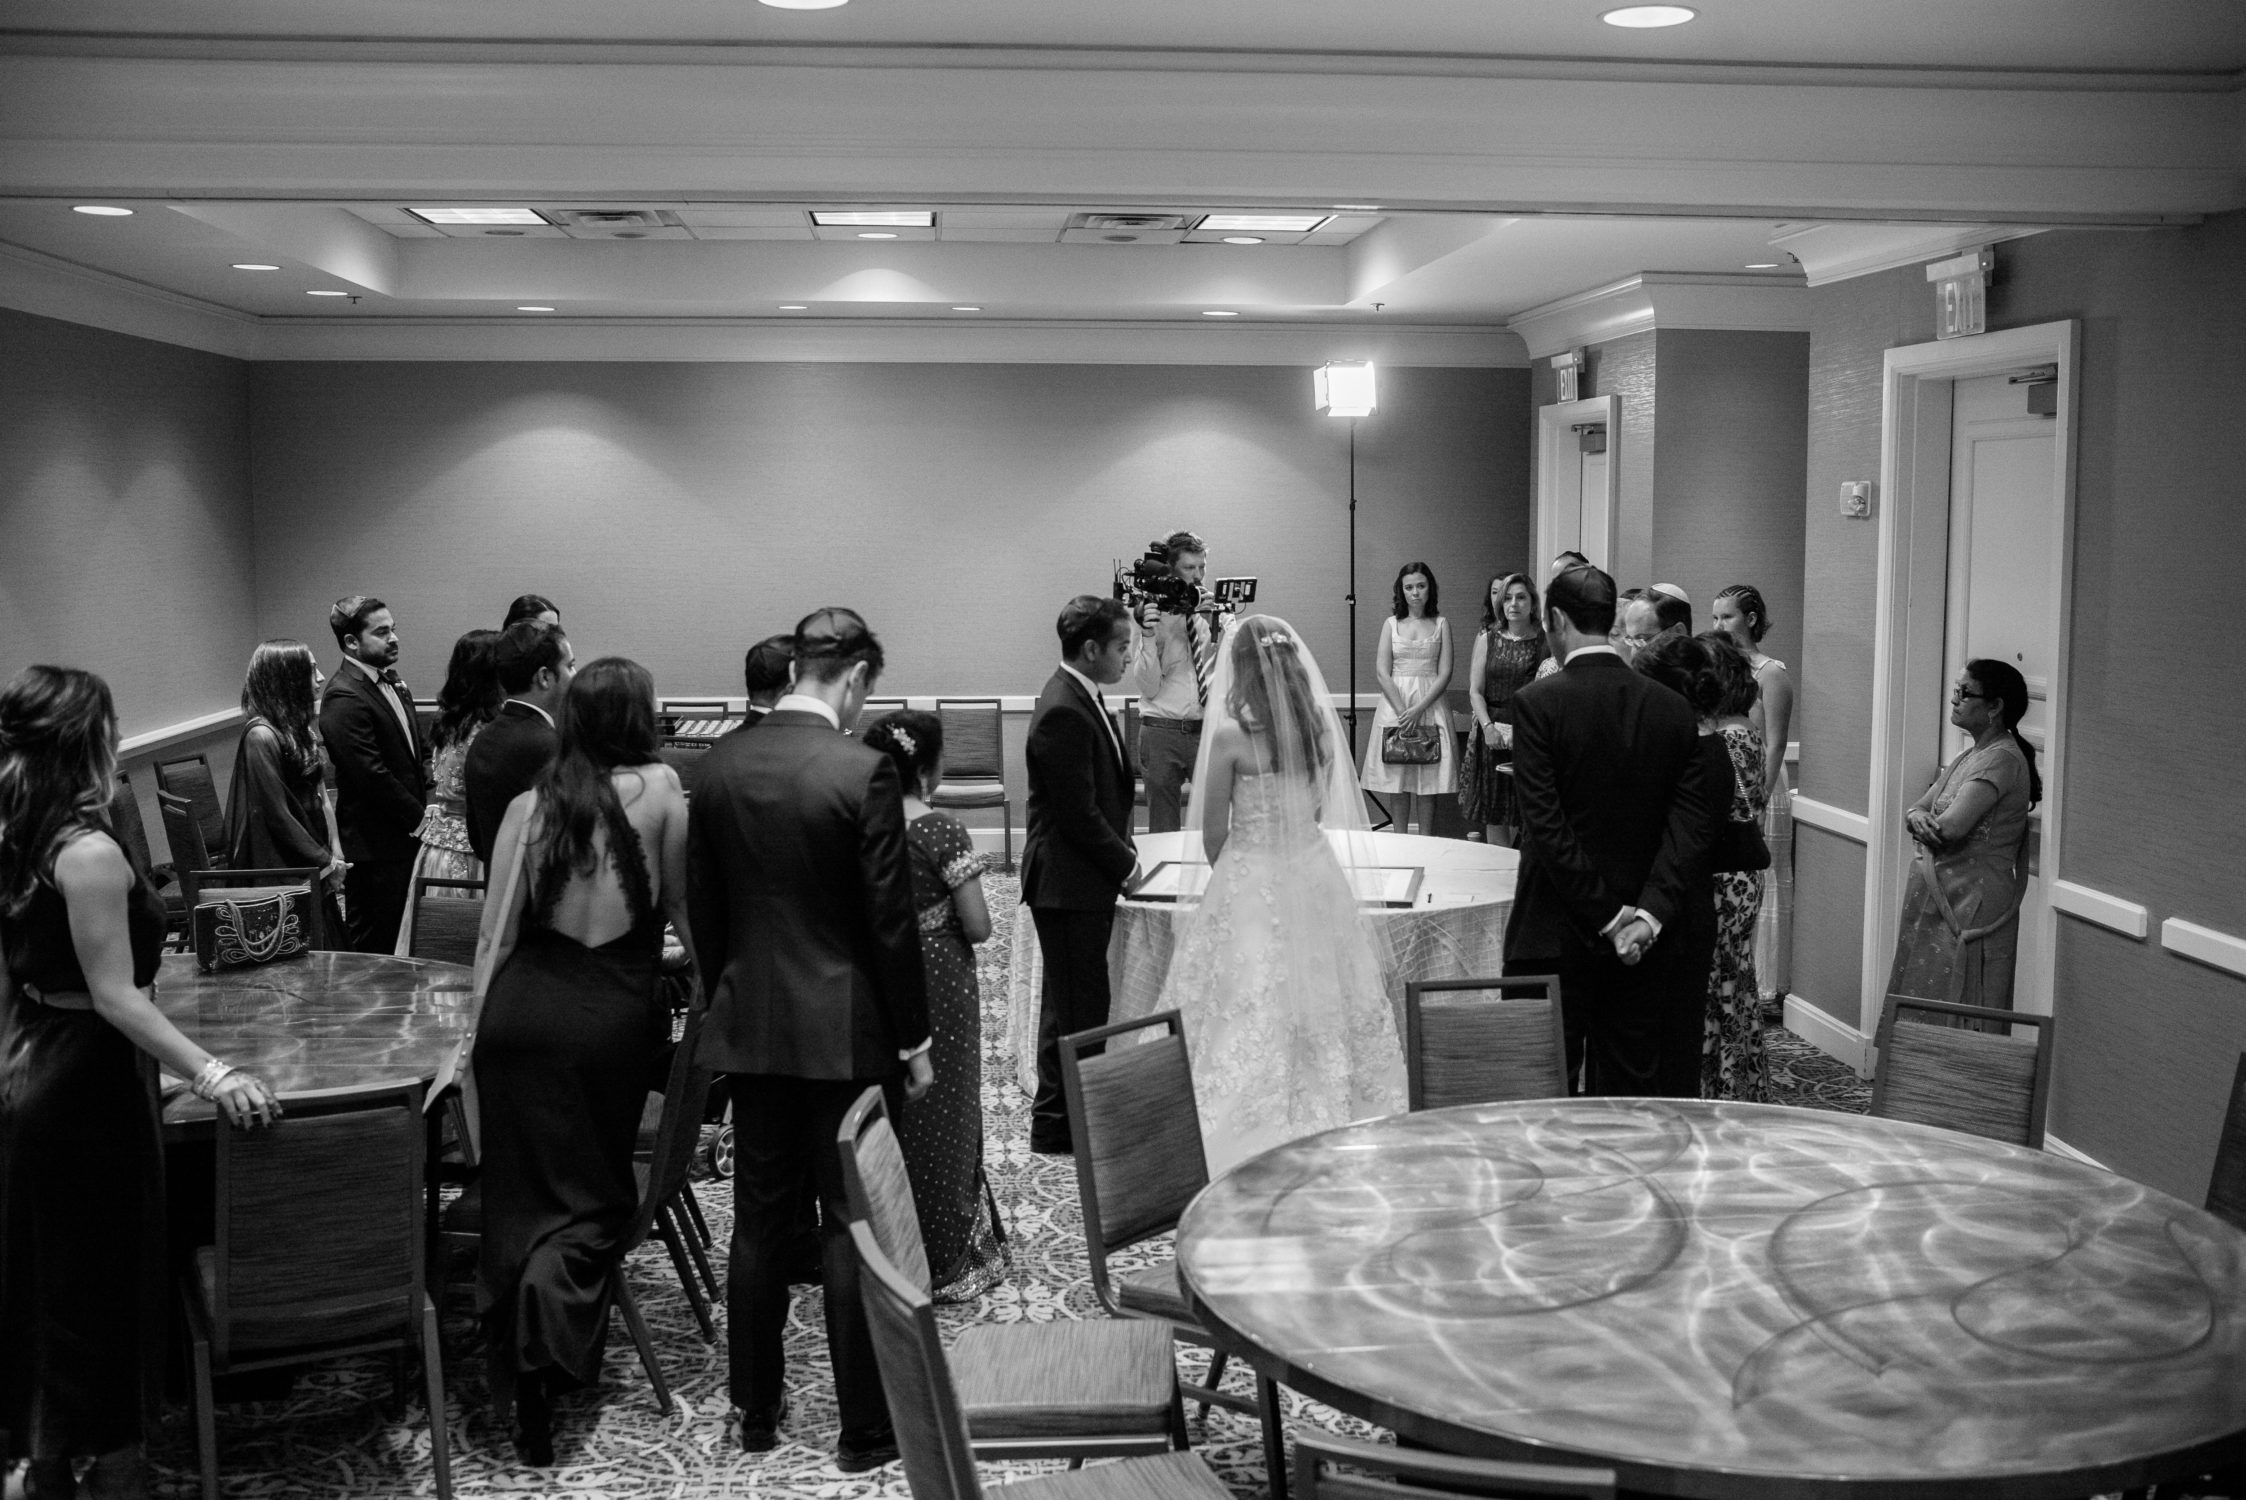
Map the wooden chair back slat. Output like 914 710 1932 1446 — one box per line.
2206 1052 2246 1233
1405 976 1568 1110
838 1086 933 1293
850 1220 985 1500
1062 1011 1210 1253
407 877 486 966
212 1080 426 1363
1870 996 2053 1148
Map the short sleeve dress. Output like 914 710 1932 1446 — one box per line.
1361 617 1457 797
894 812 1006 1300
1883 736 2033 1025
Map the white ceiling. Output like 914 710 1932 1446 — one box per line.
1 0 2239 355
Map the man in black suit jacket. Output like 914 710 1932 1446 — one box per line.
462 620 573 866
1022 595 1138 1154
1504 564 1713 1096
689 607 931 1469
739 633 792 726
318 595 427 953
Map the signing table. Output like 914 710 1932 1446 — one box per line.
1178 1098 2246 1499
155 950 476 1134
1008 831 1516 1092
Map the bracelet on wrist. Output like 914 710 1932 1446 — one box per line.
192 1057 237 1101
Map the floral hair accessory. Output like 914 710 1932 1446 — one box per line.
890 727 917 756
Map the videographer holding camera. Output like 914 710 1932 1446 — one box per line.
1125 529 1227 834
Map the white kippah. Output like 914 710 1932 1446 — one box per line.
1650 582 1691 605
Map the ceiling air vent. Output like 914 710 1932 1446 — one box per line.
542 208 690 240
1061 212 1192 246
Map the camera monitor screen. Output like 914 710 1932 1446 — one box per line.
1212 577 1258 605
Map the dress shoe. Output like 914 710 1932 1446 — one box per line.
835 1430 900 1473
734 1396 786 1454
512 1371 555 1467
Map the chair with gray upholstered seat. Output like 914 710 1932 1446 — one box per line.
1293 1433 1615 1500
155 753 229 868
1059 1010 1289 1497
1869 995 2055 1148
1404 975 1568 1110
849 1219 1232 1500
838 1086 1185 1464
928 698 1011 872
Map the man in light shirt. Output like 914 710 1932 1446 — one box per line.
1127 529 1219 833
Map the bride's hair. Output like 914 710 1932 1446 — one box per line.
1224 616 1332 775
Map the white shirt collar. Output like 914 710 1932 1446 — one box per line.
1057 662 1109 703
503 697 555 727
1565 643 1622 665
347 655 388 684
774 692 841 729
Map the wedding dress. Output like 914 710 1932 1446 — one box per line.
1155 614 1406 1175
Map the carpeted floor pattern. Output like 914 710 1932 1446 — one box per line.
139 870 1870 1499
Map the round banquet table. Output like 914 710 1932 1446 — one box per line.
153 950 476 1135
1007 831 1516 1093
1177 1097 2246 1500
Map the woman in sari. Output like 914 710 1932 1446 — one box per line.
1884 659 2042 1023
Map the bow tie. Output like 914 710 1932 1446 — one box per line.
377 669 406 690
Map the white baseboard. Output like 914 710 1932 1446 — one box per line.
965 827 1019 868
1784 994 1872 1077
2042 1133 2109 1170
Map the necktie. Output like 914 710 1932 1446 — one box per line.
1188 613 1215 706
379 668 406 693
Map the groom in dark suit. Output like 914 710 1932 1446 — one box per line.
318 594 426 952
689 606 931 1469
1504 564 1712 1096
1023 594 1138 1154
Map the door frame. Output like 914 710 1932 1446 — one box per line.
1535 395 1620 573
1859 319 2080 1048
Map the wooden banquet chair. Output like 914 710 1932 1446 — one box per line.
158 791 328 949
849 1220 1232 1500
403 875 485 966
1293 1433 1616 1500
181 1079 452 1500
858 697 907 738
928 698 1012 872
1404 975 1569 1111
1869 995 2055 1148
153 752 229 868
838 1086 1184 1464
1059 1010 1290 1498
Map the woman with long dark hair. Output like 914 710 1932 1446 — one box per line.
1696 633 1770 1101
1360 561 1455 836
2 666 279 1500
470 657 693 1464
1458 572 1549 845
1886 658 2042 1026
395 629 502 952
224 639 347 942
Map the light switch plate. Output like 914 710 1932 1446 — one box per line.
1840 480 1874 519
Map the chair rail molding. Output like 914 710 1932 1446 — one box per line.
2049 879 2150 940
2161 918 2246 980
1789 794 1870 845
120 708 245 758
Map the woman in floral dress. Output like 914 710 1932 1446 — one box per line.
1699 635 1770 1101
395 629 500 954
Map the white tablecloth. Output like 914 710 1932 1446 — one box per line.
1008 832 1517 1093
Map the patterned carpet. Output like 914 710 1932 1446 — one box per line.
134 871 1870 1500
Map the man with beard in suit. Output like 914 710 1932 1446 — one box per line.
462 619 574 867
318 595 428 952
689 606 931 1470
1023 594 1138 1155
1503 564 1712 1096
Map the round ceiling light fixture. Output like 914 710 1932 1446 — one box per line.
306 289 351 297
759 0 848 8
1745 261 1780 269
72 205 134 216
517 305 556 312
951 305 982 312
232 263 281 271
778 304 808 311
1602 5 1697 26
1222 236 1265 245
1201 310 1240 318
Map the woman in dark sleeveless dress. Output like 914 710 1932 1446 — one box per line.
860 712 1006 1301
472 657 693 1465
2 666 280 1500
1460 572 1551 846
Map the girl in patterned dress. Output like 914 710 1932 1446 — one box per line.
861 711 1007 1300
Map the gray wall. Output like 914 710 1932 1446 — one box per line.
1794 211 2246 1197
0 308 257 737
248 361 1531 705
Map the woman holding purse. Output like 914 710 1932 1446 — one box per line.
1459 572 1549 846
1360 562 1454 836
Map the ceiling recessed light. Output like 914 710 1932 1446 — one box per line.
1602 5 1696 26
778 304 808 311
951 305 982 312
406 207 548 226
306 289 351 297
760 0 848 9
1201 310 1240 318
810 210 934 228
857 231 899 240
1221 236 1265 245
231 263 281 271
72 205 133 217
1332 204 1381 212
1745 262 1780 269
517 305 555 312
1198 214 1329 233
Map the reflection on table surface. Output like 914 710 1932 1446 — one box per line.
154 950 475 1129
1179 1097 2246 1499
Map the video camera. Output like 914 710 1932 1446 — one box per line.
1113 542 1258 618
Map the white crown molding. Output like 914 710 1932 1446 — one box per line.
1769 222 2049 286
2050 878 2150 940
2161 917 2246 980
1508 272 1807 360
0 239 256 357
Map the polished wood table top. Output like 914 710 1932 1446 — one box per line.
1177 1098 2246 1499
154 951 475 1131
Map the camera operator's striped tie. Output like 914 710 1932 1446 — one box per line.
1190 613 1215 705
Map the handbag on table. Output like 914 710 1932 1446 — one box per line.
192 883 316 972
1381 720 1443 765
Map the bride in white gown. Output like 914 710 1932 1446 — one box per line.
1156 613 1406 1173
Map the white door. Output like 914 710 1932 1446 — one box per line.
1577 441 1611 567
1536 395 1619 573
1941 372 2057 1018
